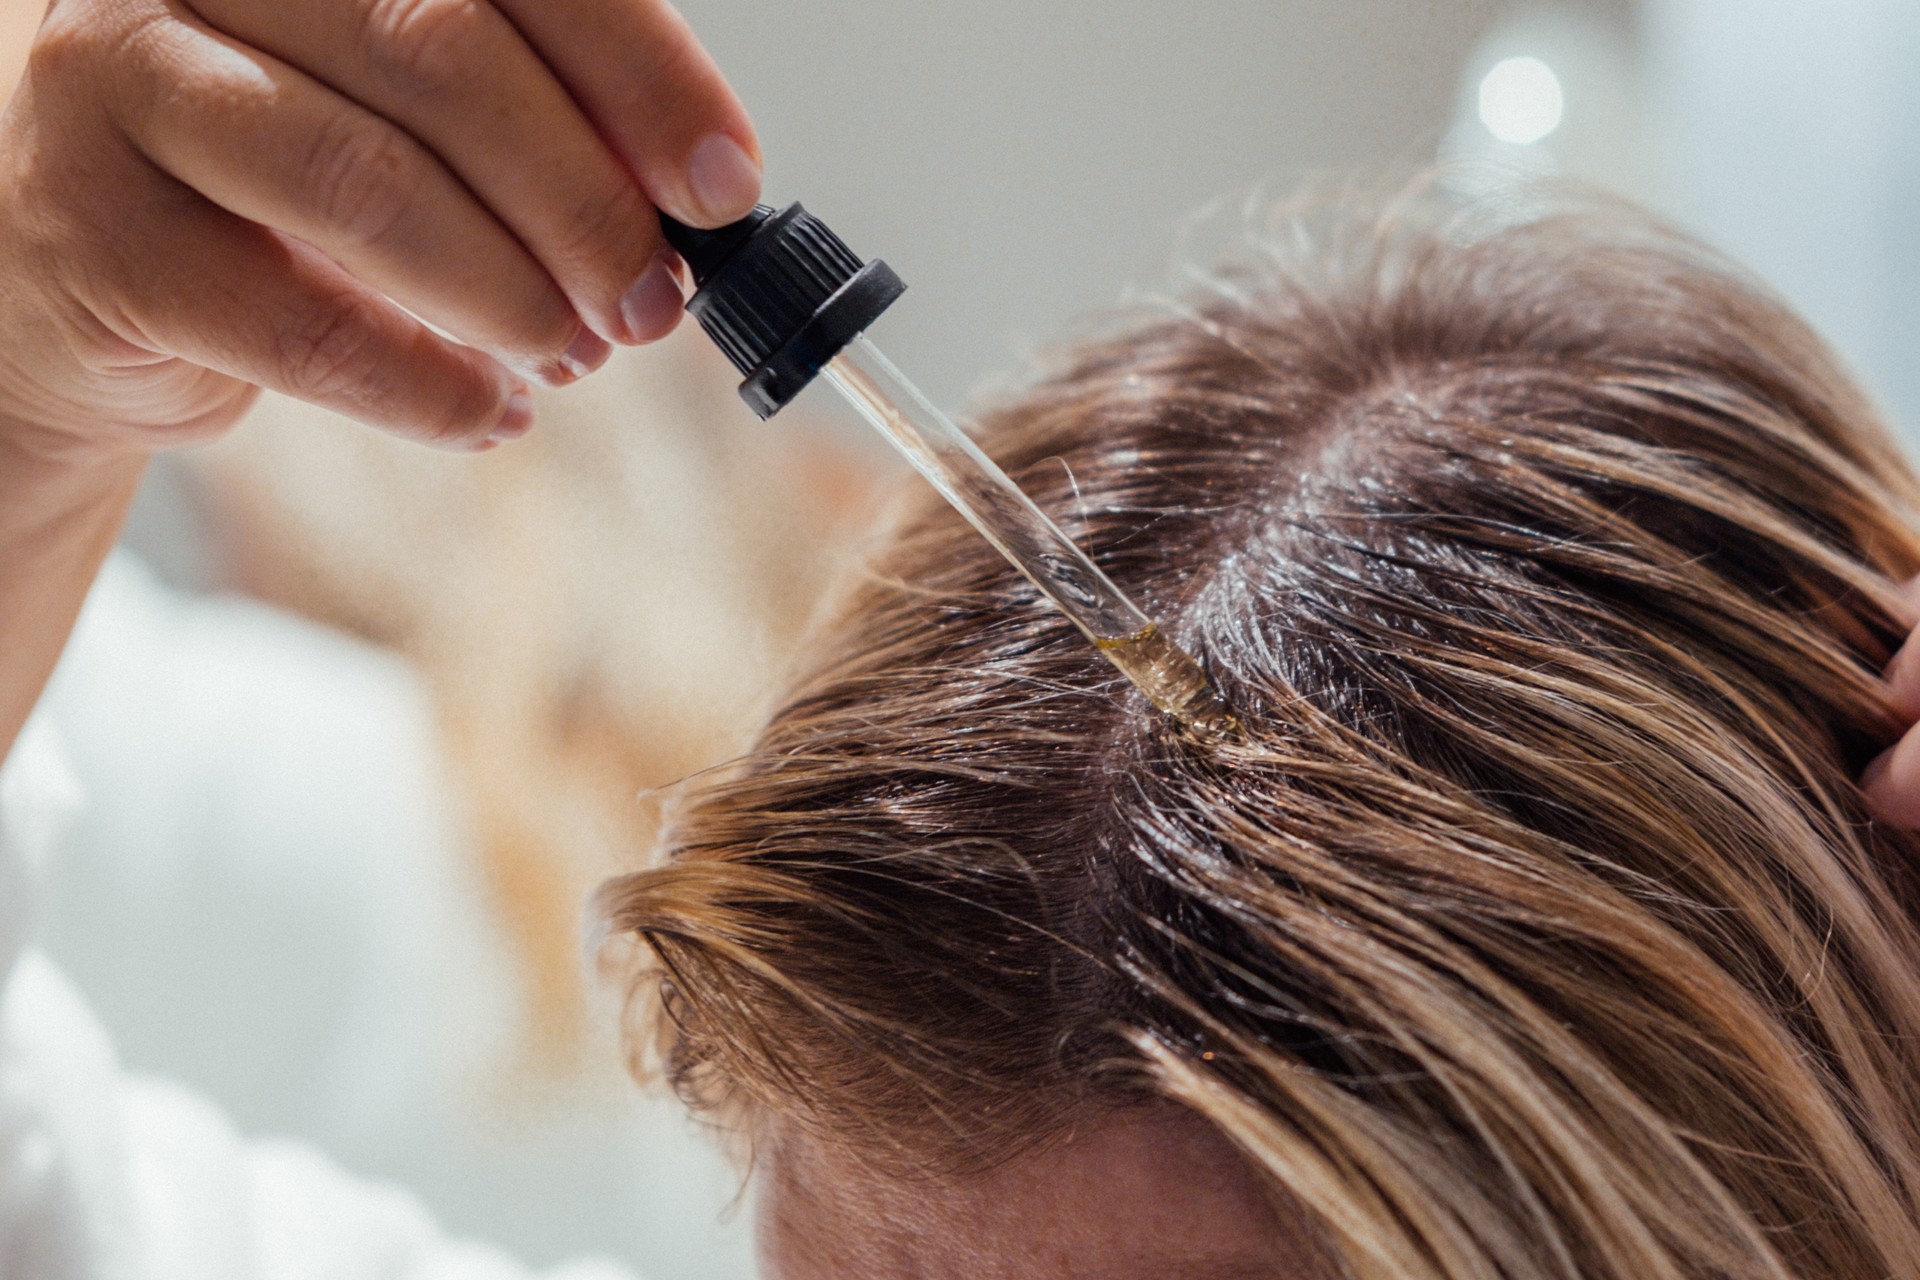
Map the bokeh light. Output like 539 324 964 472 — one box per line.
1479 55 1565 145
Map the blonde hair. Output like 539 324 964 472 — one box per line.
601 191 1920 1278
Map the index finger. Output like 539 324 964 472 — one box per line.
1887 575 1920 721
496 0 760 228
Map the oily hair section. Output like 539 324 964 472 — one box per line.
600 190 1920 1279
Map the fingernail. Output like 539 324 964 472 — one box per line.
557 327 614 382
488 388 534 445
620 254 684 344
686 132 761 225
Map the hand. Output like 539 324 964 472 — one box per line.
0 0 759 459
1861 584 1920 824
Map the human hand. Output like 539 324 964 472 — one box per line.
0 0 759 459
1861 588 1920 825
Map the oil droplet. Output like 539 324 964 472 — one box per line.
1095 625 1240 740
824 339 1239 741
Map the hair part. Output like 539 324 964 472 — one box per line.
601 185 1920 1278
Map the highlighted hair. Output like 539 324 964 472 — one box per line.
601 190 1920 1278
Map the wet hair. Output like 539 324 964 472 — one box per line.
599 188 1920 1278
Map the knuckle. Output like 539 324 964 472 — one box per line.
34 6 166 100
32 0 121 68
608 46 712 142
276 293 387 401
361 0 491 91
26 12 95 82
626 32 703 104
301 115 420 249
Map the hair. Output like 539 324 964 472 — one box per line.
599 186 1920 1279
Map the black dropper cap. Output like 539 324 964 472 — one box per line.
660 204 906 419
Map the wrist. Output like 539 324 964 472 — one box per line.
0 419 143 764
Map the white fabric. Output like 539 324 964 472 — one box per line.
0 717 639 1280
36 553 510 1176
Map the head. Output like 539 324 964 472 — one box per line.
601 189 1920 1279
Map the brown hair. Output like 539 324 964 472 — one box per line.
600 189 1920 1278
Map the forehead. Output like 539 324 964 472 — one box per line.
755 1105 1329 1280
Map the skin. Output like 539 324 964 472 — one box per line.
0 0 759 761
1857 577 1920 823
757 1105 1332 1280
1862 624 1920 823
4 3 1920 1271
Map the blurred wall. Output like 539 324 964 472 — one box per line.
1641 0 1920 442
682 0 1539 413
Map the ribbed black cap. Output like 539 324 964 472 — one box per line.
659 203 906 419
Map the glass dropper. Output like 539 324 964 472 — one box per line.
660 204 1234 736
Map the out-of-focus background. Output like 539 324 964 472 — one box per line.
23 1 1920 1276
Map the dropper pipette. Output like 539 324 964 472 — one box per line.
660 204 1234 736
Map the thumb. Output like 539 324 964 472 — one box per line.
1864 726 1920 827
1862 576 1920 825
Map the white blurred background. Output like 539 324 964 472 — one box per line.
25 0 1920 1276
